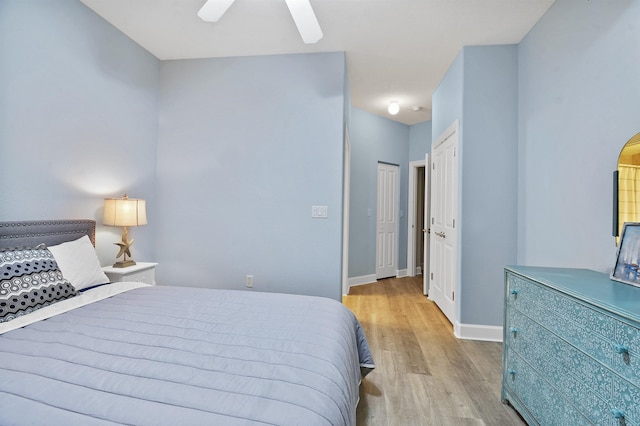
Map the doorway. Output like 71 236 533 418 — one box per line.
407 159 429 281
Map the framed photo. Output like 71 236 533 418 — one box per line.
611 222 640 287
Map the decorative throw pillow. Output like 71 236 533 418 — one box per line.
0 247 77 323
48 235 110 290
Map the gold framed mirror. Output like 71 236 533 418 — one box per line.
616 132 640 241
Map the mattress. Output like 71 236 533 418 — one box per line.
0 284 374 425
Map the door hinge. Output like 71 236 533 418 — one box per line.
431 217 434 225
432 162 435 170
430 272 434 280
451 291 455 301
453 218 455 228
454 147 456 157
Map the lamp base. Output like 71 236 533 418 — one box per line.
112 259 136 268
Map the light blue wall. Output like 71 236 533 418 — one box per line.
460 45 518 326
156 53 346 300
518 0 640 272
432 54 464 141
348 108 410 277
0 0 160 265
409 121 432 162
431 45 518 327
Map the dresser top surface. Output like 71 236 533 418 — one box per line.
506 265 640 323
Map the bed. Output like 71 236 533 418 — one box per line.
0 220 374 425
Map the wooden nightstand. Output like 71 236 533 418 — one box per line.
102 262 157 285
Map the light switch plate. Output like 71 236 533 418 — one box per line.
312 206 328 218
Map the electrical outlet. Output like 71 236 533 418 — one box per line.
246 275 254 288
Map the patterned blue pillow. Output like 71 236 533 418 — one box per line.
0 247 77 323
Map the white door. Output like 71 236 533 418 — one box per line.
376 163 399 279
429 123 458 324
423 153 430 295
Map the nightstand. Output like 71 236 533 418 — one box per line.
102 262 157 285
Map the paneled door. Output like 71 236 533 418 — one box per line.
376 162 399 279
429 123 458 324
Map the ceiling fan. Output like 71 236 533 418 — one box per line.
198 0 323 44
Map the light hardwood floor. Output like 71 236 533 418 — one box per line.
343 276 525 426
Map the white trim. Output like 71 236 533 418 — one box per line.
432 119 459 149
396 269 407 278
342 126 351 296
347 274 377 290
453 322 503 342
407 159 426 277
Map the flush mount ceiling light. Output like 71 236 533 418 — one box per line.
198 0 323 44
387 102 400 115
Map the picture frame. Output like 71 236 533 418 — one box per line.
611 222 640 287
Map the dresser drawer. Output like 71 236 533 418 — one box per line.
507 273 640 378
506 309 616 424
507 274 615 339
612 377 640 426
504 348 593 426
614 320 640 385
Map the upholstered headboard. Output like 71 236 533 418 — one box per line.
0 220 96 249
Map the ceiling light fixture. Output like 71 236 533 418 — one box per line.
198 0 323 44
388 102 400 115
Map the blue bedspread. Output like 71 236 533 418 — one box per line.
0 286 374 425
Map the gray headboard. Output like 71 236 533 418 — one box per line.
0 220 96 249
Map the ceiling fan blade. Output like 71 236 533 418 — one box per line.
284 0 323 44
198 0 236 22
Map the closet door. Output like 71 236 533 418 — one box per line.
376 162 399 279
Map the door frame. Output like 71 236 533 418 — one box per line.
407 158 427 278
342 126 351 296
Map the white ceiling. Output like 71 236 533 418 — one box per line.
80 0 555 125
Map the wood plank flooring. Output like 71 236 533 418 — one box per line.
343 276 525 426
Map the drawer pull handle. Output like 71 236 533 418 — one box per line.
510 289 519 299
612 408 625 419
508 369 516 380
510 327 518 337
615 344 629 354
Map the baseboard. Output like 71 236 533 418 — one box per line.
454 322 503 342
347 270 412 293
347 274 377 288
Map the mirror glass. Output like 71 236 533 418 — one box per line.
617 132 640 239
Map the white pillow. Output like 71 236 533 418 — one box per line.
48 235 110 290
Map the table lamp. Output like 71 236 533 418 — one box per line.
103 193 147 268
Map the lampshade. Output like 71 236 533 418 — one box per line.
103 195 147 227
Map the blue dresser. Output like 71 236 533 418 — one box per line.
502 266 640 425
